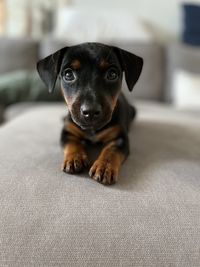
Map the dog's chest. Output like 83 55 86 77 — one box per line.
64 121 121 144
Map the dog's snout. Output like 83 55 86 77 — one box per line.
80 103 101 121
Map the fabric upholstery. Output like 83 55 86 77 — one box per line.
110 42 164 102
0 38 38 74
165 43 200 102
0 102 200 266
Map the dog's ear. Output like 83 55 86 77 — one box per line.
37 47 68 93
114 47 143 91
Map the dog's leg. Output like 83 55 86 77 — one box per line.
89 136 129 185
62 140 88 173
61 122 88 174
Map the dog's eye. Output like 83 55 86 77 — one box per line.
106 68 119 81
63 68 76 82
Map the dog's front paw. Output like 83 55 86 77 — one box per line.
89 159 118 185
62 152 88 174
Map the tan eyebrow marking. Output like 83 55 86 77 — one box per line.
70 59 81 70
99 59 110 69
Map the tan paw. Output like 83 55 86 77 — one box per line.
62 152 88 174
89 159 118 185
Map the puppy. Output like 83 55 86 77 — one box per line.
37 43 143 185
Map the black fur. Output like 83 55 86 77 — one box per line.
37 42 143 176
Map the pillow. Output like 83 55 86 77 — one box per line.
182 4 200 46
53 7 152 43
0 71 62 106
172 70 200 110
0 105 4 124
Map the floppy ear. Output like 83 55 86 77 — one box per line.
114 47 143 91
37 47 68 93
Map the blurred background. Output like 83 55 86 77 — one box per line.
0 0 200 123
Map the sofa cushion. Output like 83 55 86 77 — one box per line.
0 102 200 266
0 38 38 74
165 42 200 102
4 102 45 121
40 40 164 102
111 42 164 102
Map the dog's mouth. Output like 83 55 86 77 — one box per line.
71 115 112 131
79 122 106 131
77 120 110 131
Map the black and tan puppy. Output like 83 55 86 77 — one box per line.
37 43 143 185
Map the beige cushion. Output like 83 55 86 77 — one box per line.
0 102 200 266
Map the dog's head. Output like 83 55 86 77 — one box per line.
37 43 143 131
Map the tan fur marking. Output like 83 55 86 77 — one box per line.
99 59 109 69
89 141 125 184
61 85 73 109
63 141 84 157
93 125 121 143
70 59 81 70
64 121 86 139
64 122 121 144
99 143 125 165
62 141 88 173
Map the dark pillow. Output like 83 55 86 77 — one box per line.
0 71 62 107
182 4 200 46
0 105 4 124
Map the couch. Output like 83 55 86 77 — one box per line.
0 38 200 266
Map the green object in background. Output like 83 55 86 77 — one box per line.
0 105 4 124
0 70 63 107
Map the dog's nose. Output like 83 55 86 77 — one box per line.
81 104 101 120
